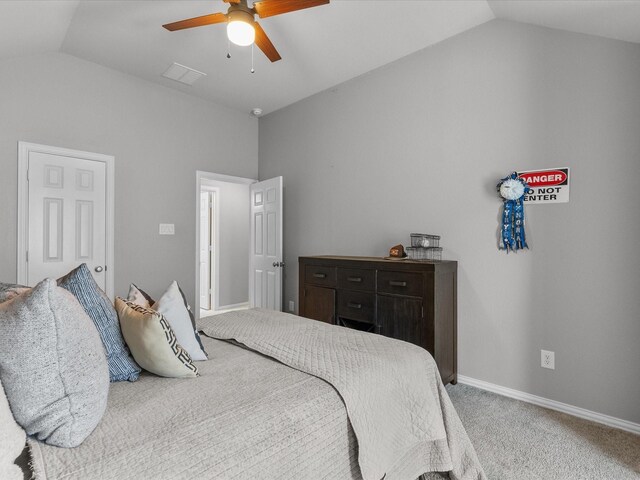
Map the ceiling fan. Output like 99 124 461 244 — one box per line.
163 0 330 63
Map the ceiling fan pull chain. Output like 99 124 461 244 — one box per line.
251 43 255 74
227 38 231 59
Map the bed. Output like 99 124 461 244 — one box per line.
25 308 485 480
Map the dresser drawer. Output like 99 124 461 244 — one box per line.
304 265 337 287
337 268 375 292
377 271 424 297
336 290 375 324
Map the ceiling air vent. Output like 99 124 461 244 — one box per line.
162 62 207 85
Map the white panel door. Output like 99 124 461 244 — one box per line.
249 177 283 311
27 152 107 288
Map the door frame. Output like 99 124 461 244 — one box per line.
199 187 219 312
195 171 255 316
17 141 115 299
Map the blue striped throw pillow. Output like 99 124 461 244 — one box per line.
58 264 141 382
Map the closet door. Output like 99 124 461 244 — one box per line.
26 150 108 290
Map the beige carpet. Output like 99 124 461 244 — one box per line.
446 384 640 479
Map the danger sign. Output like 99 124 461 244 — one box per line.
517 167 570 204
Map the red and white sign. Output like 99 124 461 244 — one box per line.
517 167 570 204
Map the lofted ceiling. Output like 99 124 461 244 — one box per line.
1 1 640 115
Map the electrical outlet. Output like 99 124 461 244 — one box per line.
288 300 295 312
541 350 555 370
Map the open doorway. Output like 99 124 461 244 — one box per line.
196 172 253 319
195 171 284 318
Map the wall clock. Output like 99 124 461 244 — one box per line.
497 172 529 252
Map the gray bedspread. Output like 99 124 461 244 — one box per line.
29 335 362 479
199 309 486 480
29 308 484 480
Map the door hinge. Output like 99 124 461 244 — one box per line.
25 251 29 262
421 305 424 319
26 169 29 182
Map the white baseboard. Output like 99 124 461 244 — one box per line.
216 302 250 311
199 302 250 318
457 375 640 436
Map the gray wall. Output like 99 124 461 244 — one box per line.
259 20 640 423
205 180 250 307
0 52 258 302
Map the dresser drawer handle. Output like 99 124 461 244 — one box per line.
313 273 327 279
347 276 362 283
389 281 407 287
347 302 362 309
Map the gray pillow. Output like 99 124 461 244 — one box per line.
0 379 26 480
0 283 30 304
58 264 141 382
0 279 109 448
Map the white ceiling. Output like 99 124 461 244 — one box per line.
488 0 640 44
1 1 640 115
0 1 79 59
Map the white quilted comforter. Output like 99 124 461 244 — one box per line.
199 309 486 480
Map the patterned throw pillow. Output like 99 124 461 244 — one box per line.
115 298 198 378
58 264 141 382
0 283 30 304
151 281 207 361
0 279 109 448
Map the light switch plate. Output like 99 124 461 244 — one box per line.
159 223 175 235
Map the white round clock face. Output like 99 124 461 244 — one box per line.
500 178 525 200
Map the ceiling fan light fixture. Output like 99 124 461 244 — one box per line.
164 0 330 62
227 10 255 46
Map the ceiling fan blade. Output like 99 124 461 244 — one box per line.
253 0 329 19
222 0 241 3
254 22 281 62
163 12 227 31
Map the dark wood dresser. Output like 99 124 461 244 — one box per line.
298 256 457 385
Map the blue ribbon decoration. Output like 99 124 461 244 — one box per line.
497 172 529 252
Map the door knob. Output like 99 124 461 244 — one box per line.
272 261 285 268
94 266 104 273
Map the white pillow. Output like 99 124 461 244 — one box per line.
115 298 198 378
126 283 154 308
0 380 26 480
152 281 207 361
